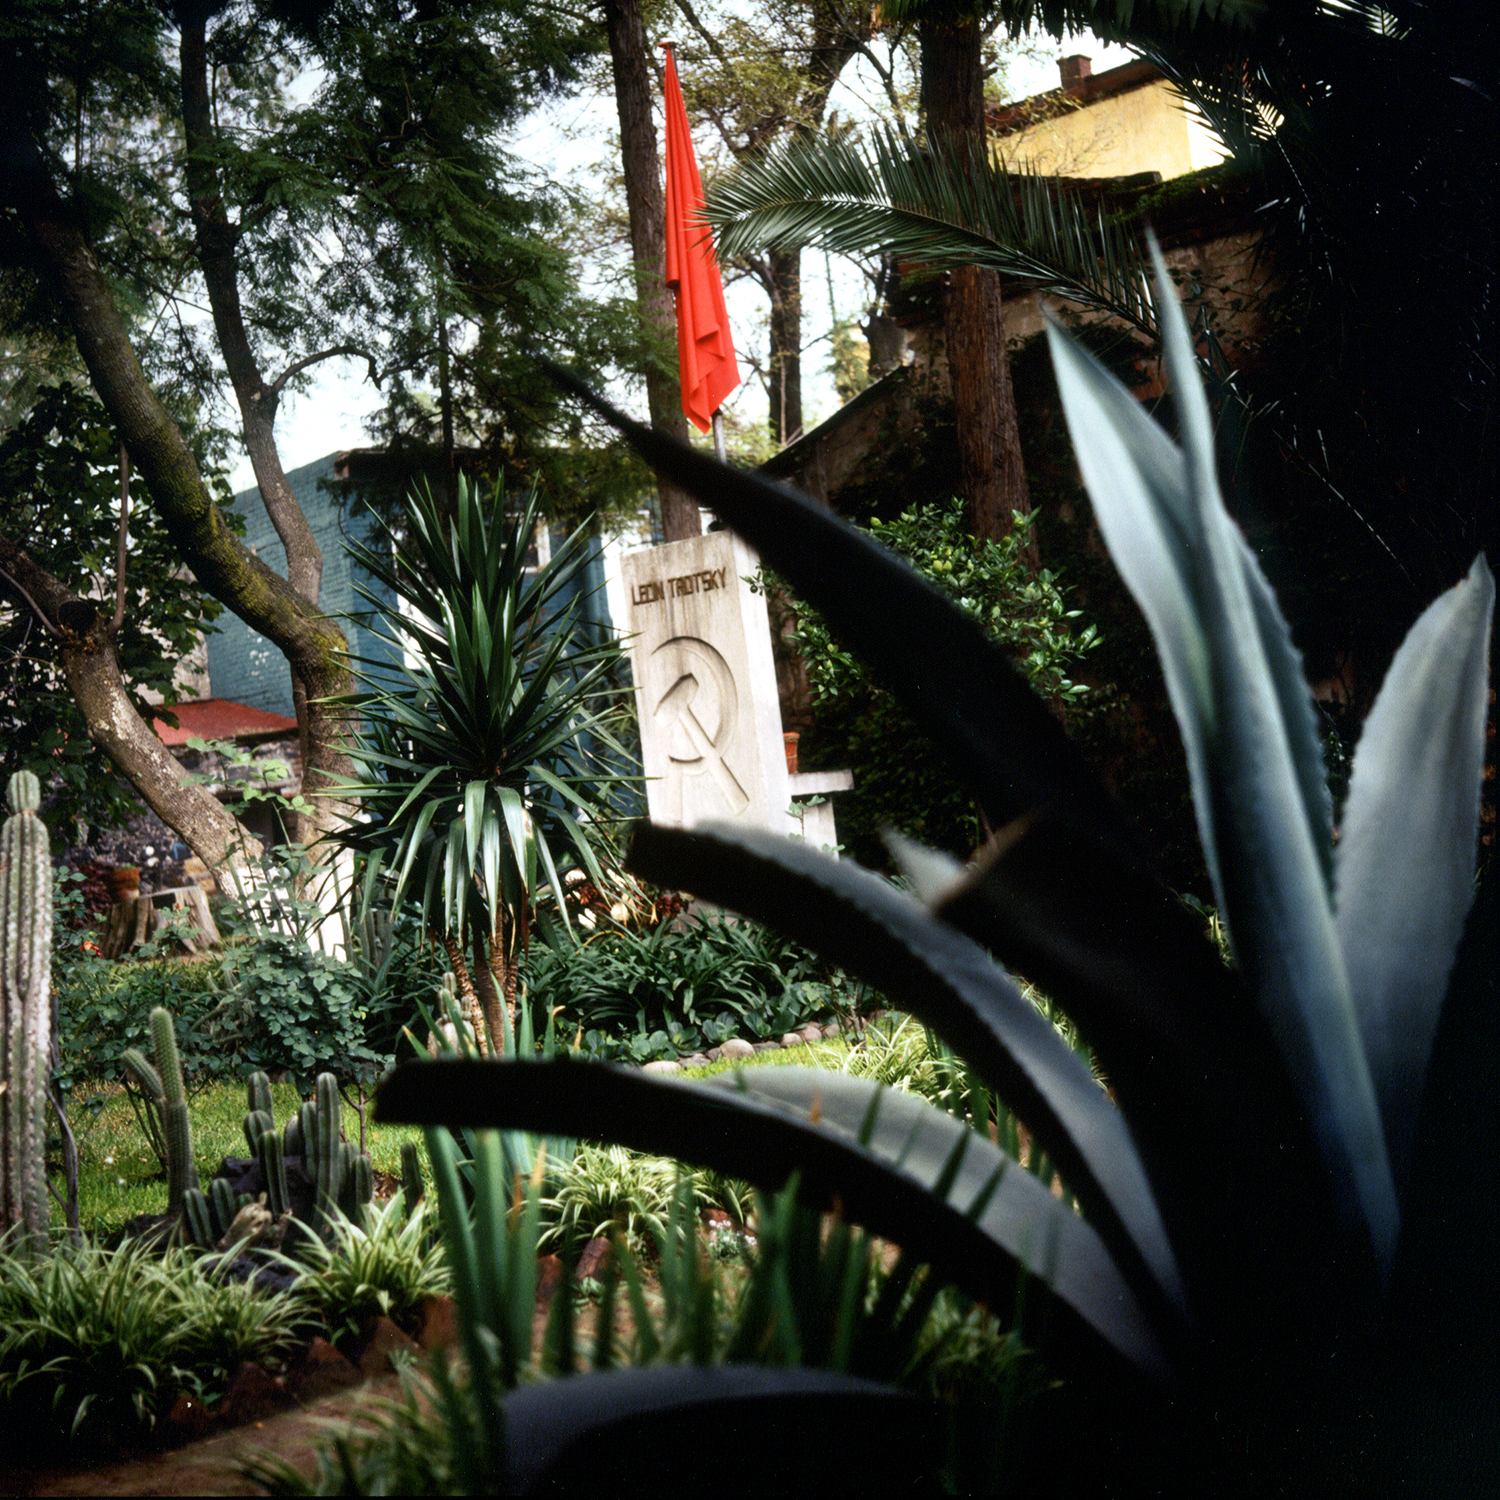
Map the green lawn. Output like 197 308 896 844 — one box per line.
54 1037 868 1238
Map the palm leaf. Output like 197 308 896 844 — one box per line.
706 128 1157 343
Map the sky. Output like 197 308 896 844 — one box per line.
227 29 1135 496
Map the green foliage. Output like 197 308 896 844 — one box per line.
538 1143 755 1255
288 1196 448 1347
0 385 226 832
332 477 634 1036
0 1236 302 1453
218 927 387 1096
521 911 844 1062
789 497 1098 864
1 768 52 1251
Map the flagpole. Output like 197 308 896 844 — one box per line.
711 410 726 462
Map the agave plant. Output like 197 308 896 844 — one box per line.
332 478 633 1045
378 261 1494 1489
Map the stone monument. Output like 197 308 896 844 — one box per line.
621 531 792 833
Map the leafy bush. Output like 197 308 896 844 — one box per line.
521 912 848 1061
0 1237 302 1452
288 1197 449 1346
787 498 1099 866
538 1144 754 1253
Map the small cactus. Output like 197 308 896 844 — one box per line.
258 1127 289 1219
182 1188 215 1249
247 1071 274 1120
148 1008 197 1212
1 771 53 1253
243 1108 274 1156
399 1140 424 1216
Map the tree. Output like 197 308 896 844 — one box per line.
602 0 702 541
0 0 602 860
917 3 1034 548
0 383 254 857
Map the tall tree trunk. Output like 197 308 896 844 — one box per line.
767 247 804 446
178 16 354 842
920 10 1033 551
19 170 356 850
603 0 701 541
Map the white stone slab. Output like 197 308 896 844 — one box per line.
621 532 790 832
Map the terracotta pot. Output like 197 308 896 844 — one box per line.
783 732 800 775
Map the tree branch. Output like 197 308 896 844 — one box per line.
112 440 129 635
267 343 381 400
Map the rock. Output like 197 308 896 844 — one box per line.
536 1252 565 1307
418 1294 460 1354
753 1040 778 1052
680 1053 710 1069
719 1038 754 1060
779 1031 805 1049
801 1024 825 1043
218 1361 296 1426
354 1316 421 1380
575 1237 613 1282
642 1058 681 1074
287 1338 363 1403
705 1047 723 1062
165 1390 214 1444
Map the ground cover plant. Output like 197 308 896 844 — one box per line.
379 263 1495 1493
520 908 854 1062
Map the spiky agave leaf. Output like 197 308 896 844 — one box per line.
1333 554 1494 1195
378 1060 1174 1387
1046 242 1398 1281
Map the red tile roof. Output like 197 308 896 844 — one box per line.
150 698 299 747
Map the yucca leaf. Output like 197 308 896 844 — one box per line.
377 1059 1173 1385
1334 554 1495 1193
625 819 1187 1332
1045 250 1398 1279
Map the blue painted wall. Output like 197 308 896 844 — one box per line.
207 454 399 715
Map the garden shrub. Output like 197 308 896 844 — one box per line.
786 498 1100 867
521 912 853 1062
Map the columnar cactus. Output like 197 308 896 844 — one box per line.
149 1005 197 1213
1 771 53 1253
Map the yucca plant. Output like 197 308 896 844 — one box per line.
378 261 1494 1490
332 479 634 1045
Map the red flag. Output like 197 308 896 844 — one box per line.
660 44 740 434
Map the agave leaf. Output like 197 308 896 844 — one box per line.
377 1059 1173 1383
892 816 1374 1358
1045 250 1397 1278
1334 555 1495 1193
501 1366 934 1494
543 361 1135 860
625 819 1187 1331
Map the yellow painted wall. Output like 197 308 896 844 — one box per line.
993 78 1225 181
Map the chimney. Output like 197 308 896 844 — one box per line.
1059 55 1091 88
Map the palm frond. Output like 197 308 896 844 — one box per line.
707 128 1157 342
